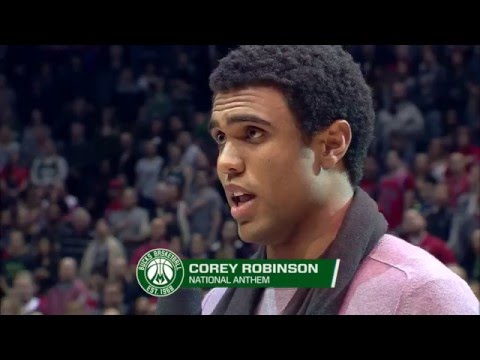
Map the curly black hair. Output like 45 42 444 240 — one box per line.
209 45 375 186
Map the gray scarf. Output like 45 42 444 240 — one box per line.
211 187 388 315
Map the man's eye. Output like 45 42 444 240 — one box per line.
214 132 226 144
247 128 263 140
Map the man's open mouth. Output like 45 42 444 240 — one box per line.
231 192 256 207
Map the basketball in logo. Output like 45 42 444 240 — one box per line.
147 258 175 286
136 248 185 297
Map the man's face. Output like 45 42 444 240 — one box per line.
417 179 431 203
434 184 449 207
451 51 463 66
120 133 132 149
95 219 110 238
10 231 25 255
103 284 123 308
73 212 90 233
144 141 156 157
472 230 480 255
44 140 56 156
167 183 180 202
111 258 127 279
392 82 406 102
134 297 150 315
449 153 465 175
122 189 137 209
194 112 207 126
428 139 443 158
48 204 61 222
177 131 191 148
402 209 425 236
170 116 184 133
150 218 166 240
0 125 10 142
9 149 20 164
386 151 400 171
151 119 162 134
222 220 238 242
14 275 35 302
70 122 84 140
154 183 169 205
167 144 181 162
457 129 470 148
38 237 51 255
191 233 206 257
211 86 328 245
414 153 429 174
59 259 77 282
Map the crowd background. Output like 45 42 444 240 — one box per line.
0 45 478 315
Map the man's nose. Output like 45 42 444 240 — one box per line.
217 142 245 177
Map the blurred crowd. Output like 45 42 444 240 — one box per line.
0 45 479 315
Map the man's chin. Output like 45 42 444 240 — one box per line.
237 219 274 245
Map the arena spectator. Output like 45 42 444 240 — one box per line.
30 139 68 187
427 138 449 182
80 219 126 280
12 270 42 315
161 142 193 194
449 188 480 278
186 170 222 245
63 121 95 203
58 207 93 265
359 155 379 200
377 150 415 230
0 125 20 171
472 229 480 282
95 280 128 315
130 216 169 261
424 183 453 242
41 257 90 315
399 209 457 265
19 109 51 167
377 81 425 160
177 130 203 169
30 237 59 296
212 220 253 259
0 230 33 293
189 233 209 259
107 188 150 258
445 152 471 208
0 148 29 208
117 132 137 187
135 140 164 203
0 295 22 315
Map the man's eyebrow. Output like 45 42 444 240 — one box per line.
209 118 219 130
209 114 272 130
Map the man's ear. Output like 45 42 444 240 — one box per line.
311 120 352 174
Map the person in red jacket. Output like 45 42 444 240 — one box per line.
400 208 457 265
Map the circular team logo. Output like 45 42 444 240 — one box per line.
136 248 185 297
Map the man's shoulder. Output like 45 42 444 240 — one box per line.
341 234 479 315
366 234 457 282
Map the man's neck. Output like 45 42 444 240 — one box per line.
266 185 354 260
